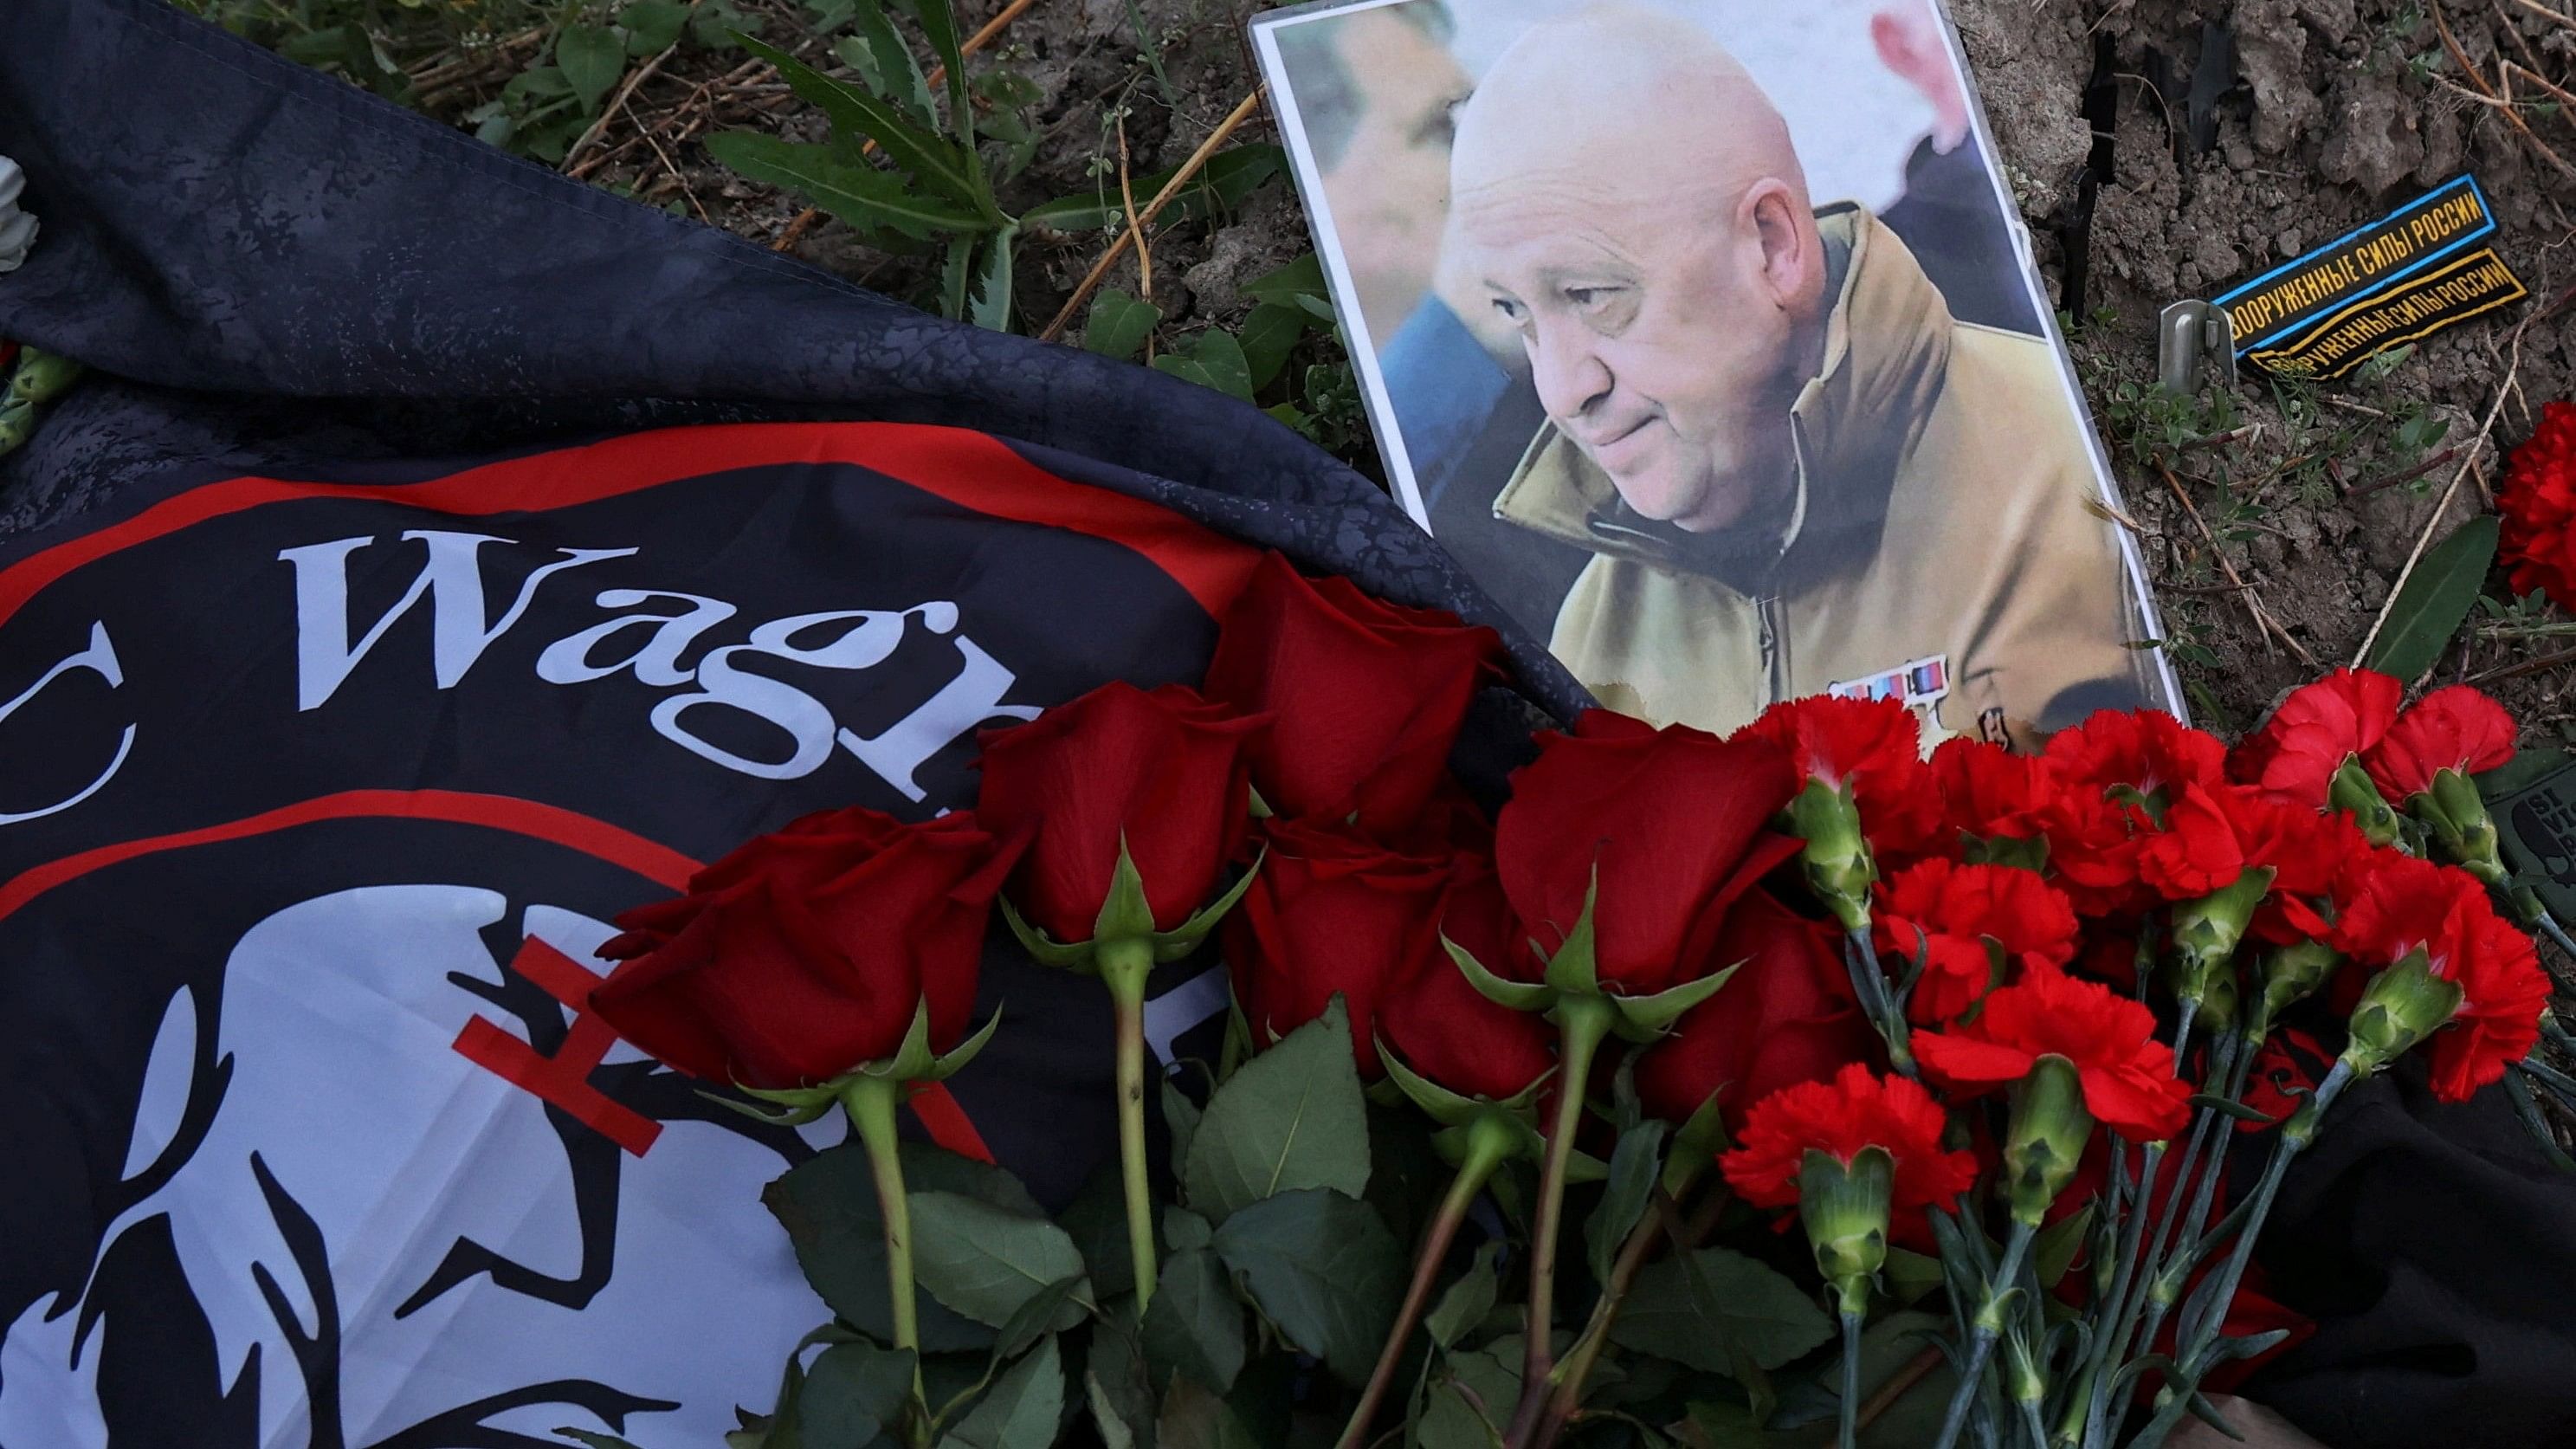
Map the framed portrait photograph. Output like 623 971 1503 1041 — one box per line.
1249 0 2183 745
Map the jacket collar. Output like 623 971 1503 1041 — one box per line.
1492 205 1954 595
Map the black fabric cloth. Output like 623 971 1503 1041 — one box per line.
0 3 2572 1446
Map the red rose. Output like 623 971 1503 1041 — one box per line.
1201 552 1502 832
1914 967 2193 1141
2230 669 2403 807
1875 858 2078 1025
590 809 1019 1089
1741 694 1939 856
1493 710 1798 995
975 682 1262 942
2500 399 2576 608
1222 818 1450 1077
1928 736 2057 858
1378 857 1556 1101
2331 851 2547 1100
1632 889 1876 1128
2361 684 2516 801
2039 710 2229 916
1718 1062 1977 1240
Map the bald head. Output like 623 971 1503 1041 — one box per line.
1449 8 1828 534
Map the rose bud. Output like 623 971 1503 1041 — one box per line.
1222 818 1452 1077
975 681 1264 952
1632 889 1876 1130
1479 711 1797 1037
1201 551 1503 833
590 809 1020 1090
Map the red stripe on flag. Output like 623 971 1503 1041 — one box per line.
0 422 1260 630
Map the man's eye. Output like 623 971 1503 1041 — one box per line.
1566 286 1618 310
1490 297 1527 323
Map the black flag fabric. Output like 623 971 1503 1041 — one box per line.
1 2 2573 1446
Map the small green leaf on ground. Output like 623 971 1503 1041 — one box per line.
2366 514 2498 681
555 24 626 111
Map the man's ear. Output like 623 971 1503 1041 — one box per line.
1741 179 1811 307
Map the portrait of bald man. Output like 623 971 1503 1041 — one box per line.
1451 6 2165 741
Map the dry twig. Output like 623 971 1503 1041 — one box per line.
2435 6 2576 180
1036 86 1269 343
2156 463 2320 667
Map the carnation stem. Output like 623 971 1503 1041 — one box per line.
2123 1035 2255 1384
1930 1219 2035 1449
1099 935 1161 1314
1838 1308 1867 1449
1845 930 1916 1078
1508 995 1617 1444
1335 1112 1517 1449
842 1074 931 1447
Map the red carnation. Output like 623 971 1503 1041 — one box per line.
1875 858 2079 1025
1719 1063 1978 1238
2136 783 2351 905
1200 553 1502 832
1928 736 2058 858
2231 669 2404 808
1741 694 1939 856
2332 851 2547 1100
2039 709 2230 916
1915 967 2194 1141
2500 399 2576 608
2362 684 2516 801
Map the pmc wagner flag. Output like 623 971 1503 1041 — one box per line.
0 2 1569 1441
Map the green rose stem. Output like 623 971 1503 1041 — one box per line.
1334 1111 1520 1449
1507 994 1618 1441
840 1073 930 1448
1098 934 1161 1313
1530 1173 1727 1449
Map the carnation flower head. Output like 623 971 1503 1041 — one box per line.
2331 851 2547 1100
1875 857 2079 1025
1914 966 2194 1141
1718 1062 1978 1235
2500 399 2576 608
1928 736 2057 858
1741 694 1938 856
2230 669 2403 808
2362 684 2515 801
2138 783 2354 905
2037 709 2227 916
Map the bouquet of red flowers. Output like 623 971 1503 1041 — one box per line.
575 553 2556 1449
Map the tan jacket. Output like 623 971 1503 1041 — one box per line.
1492 205 2165 743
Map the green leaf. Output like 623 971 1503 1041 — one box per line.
798 1342 919 1447
969 226 1017 333
1416 1381 1506 1449
1163 1206 1212 1253
1083 1305 1156 1449
909 1190 1091 1329
902 0 972 145
1424 1240 1501 1349
992 1273 1089 1362
737 34 997 217
1086 1371 1139 1449
706 133 989 241
1084 288 1163 360
692 0 759 49
1184 331 1253 403
764 1143 1043 1351
939 234 977 322
1241 252 1327 307
1210 1187 1402 1386
1611 1245 1836 1374
1163 1077 1204 1176
1142 1247 1246 1394
1882 1245 1945 1307
1586 1120 1667 1290
556 24 627 111
2365 514 2497 681
1059 1164 1138 1302
1156 1376 1262 1449
1768 1310 1953 1447
833 0 933 126
941 1335 1062 1449
1152 355 1217 391
1235 303 1309 391
1182 998 1371 1219
618 0 688 54
1023 146 1284 232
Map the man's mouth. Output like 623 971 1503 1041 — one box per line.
1582 416 1657 471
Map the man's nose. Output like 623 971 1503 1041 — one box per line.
1527 321 1611 424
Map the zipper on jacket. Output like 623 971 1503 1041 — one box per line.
1757 594 1788 704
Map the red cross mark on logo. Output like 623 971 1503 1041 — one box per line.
451 936 663 1157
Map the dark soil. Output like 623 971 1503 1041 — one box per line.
422 0 2576 741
